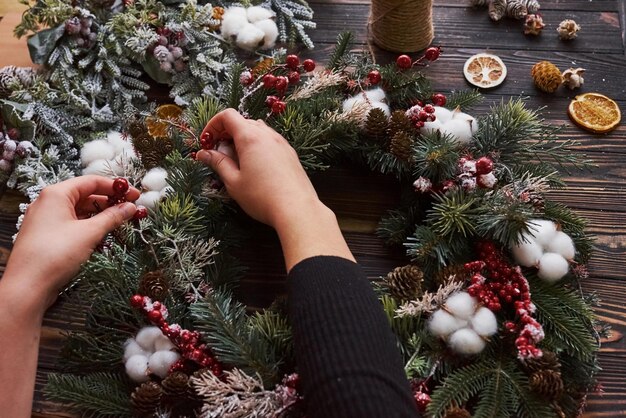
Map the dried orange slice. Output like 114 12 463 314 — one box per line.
568 93 621 133
463 53 507 89
145 104 183 138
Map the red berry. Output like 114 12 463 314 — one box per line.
133 206 148 220
396 54 412 69
180 330 192 342
302 59 315 72
418 110 429 121
265 95 279 108
211 363 223 376
190 348 204 362
475 156 494 175
262 73 277 89
201 356 215 367
200 131 214 150
189 151 197 160
284 373 300 389
367 70 382 85
285 54 300 70
112 177 129 196
130 294 144 308
414 121 425 129
425 46 441 61
148 309 163 323
152 301 162 310
271 100 286 114
414 391 431 412
423 104 435 114
431 93 447 107
7 128 20 140
288 71 301 84
275 76 289 92
426 114 436 122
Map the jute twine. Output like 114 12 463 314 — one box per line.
369 0 434 53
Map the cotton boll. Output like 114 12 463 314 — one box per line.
433 106 454 124
106 130 132 155
342 96 360 113
80 140 115 166
448 328 485 355
107 158 126 176
444 292 477 320
141 167 168 191
545 231 576 260
125 354 150 382
220 7 248 39
526 219 557 247
429 309 467 337
510 237 543 267
154 334 176 352
470 306 498 337
371 101 390 117
537 252 570 282
159 186 173 199
421 119 443 135
82 159 111 176
148 350 181 378
364 87 386 103
136 191 162 210
135 326 163 351
235 23 265 51
124 339 149 362
246 6 274 23
253 19 279 49
441 119 474 145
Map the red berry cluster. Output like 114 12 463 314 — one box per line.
465 241 544 360
457 155 496 191
406 103 436 129
130 294 224 377
395 46 442 70
431 93 447 107
107 178 148 220
259 55 316 114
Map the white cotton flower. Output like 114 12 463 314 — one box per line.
545 231 576 260
448 328 485 355
107 158 126 176
135 326 163 351
141 167 168 191
364 87 386 103
136 191 162 210
421 108 477 145
154 334 176 352
80 139 115 166
253 19 279 49
537 252 570 282
342 96 360 113
470 306 498 337
527 219 557 247
433 106 453 124
421 119 443 135
236 23 266 50
342 88 389 115
440 118 474 145
82 159 111 176
371 101 391 117
429 309 467 337
159 186 174 199
123 339 149 362
444 292 477 320
106 130 133 155
511 236 543 267
221 7 249 40
246 6 274 22
125 354 150 382
148 350 181 378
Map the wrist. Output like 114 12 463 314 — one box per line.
272 198 333 235
0 277 49 321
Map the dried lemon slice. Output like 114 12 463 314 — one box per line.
145 104 183 138
463 53 507 89
568 93 621 134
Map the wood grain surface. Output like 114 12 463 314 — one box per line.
0 0 625 416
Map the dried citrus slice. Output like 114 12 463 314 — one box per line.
568 93 621 133
145 104 183 138
463 53 507 89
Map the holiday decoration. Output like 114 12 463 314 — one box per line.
523 14 545 36
370 0 434 52
463 53 507 89
0 29 601 418
471 0 541 21
220 6 279 51
531 61 562 93
568 92 622 133
557 19 581 40
562 67 585 90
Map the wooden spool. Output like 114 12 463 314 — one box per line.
370 0 434 53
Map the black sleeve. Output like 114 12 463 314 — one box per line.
288 255 419 418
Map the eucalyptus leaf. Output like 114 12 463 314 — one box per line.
1 102 37 141
27 24 67 65
141 58 172 85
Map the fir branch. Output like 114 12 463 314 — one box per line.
444 89 483 111
427 190 478 238
377 207 419 245
326 31 354 71
412 132 461 183
221 63 246 109
44 372 132 418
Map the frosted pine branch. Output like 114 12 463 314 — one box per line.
396 281 465 317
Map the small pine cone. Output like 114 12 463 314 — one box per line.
385 265 424 301
531 61 562 93
252 58 275 78
434 264 468 285
389 131 413 161
506 0 528 19
365 108 389 140
131 381 163 416
488 0 506 21
138 270 169 300
523 350 561 373
519 187 545 210
444 407 472 418
529 370 564 400
388 110 413 137
161 371 190 398
0 66 37 98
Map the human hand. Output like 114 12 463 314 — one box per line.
3 175 139 308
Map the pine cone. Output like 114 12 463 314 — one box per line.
388 110 413 137
529 370 564 400
132 133 175 169
389 131 413 161
531 61 562 93
138 270 169 300
365 108 389 140
385 265 424 301
162 371 190 398
523 350 561 373
519 187 545 210
434 264 468 286
0 66 37 98
444 407 472 418
131 381 162 416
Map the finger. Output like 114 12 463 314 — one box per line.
196 150 239 185
76 195 110 216
45 175 139 204
86 202 137 235
200 109 250 146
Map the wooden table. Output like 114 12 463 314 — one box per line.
0 0 625 416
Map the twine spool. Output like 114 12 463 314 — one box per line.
370 0 434 53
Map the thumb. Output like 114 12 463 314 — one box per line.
88 202 136 234
197 150 239 185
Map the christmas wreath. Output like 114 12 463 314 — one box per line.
0 5 602 416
